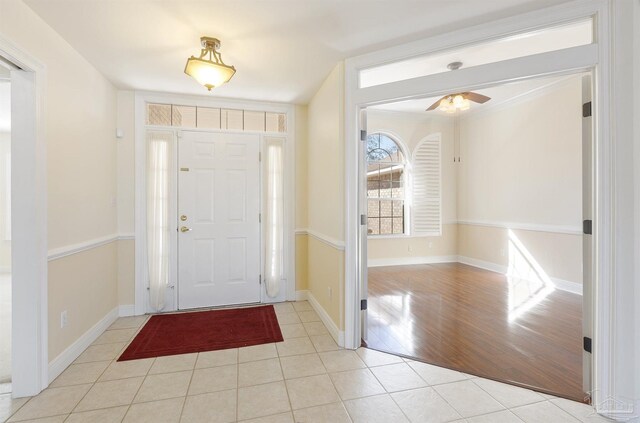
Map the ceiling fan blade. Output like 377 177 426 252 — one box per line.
465 92 491 104
426 95 447 111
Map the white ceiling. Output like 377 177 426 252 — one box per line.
370 73 585 115
24 0 571 103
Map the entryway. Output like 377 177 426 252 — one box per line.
137 98 294 314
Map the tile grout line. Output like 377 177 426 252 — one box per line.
176 358 197 422
112 323 155 421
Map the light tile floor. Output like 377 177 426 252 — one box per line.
1 302 614 423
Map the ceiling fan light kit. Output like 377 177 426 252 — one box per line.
426 61 491 113
184 36 236 91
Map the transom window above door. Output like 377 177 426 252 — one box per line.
146 103 287 133
366 133 406 236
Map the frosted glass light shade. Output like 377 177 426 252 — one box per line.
184 58 236 91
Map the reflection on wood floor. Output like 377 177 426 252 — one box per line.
366 262 584 401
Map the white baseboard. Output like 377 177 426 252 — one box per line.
48 306 120 383
457 255 582 295
368 255 457 268
307 292 345 347
295 290 309 301
118 304 136 317
457 255 506 274
551 278 583 295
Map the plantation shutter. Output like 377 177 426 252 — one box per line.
412 135 441 236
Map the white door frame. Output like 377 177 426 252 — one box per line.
0 35 48 397
134 92 296 314
344 0 618 412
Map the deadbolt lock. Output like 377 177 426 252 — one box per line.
180 215 188 221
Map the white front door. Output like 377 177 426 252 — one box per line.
178 131 261 309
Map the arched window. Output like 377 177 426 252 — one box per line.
366 133 406 235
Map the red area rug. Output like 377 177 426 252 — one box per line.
118 305 283 361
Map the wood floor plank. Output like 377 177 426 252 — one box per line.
366 263 584 401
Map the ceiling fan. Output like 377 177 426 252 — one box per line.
425 61 491 112
426 91 491 112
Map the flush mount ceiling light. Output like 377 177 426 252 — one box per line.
184 36 236 91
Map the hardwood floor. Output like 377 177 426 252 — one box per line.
366 262 585 402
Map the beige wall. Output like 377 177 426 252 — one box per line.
305 62 345 329
368 224 457 261
457 76 583 284
458 224 582 284
307 63 345 241
366 110 456 262
0 0 119 361
307 237 344 329
458 77 582 227
116 91 136 306
294 105 308 292
48 243 118 360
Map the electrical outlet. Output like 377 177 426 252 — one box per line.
428 242 433 249
500 248 505 257
328 287 333 301
60 310 68 329
408 245 412 252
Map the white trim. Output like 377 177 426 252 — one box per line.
456 219 583 236
118 304 136 317
48 234 117 261
368 255 457 268
457 255 582 295
118 233 135 241
307 291 345 347
1 32 49 397
296 228 345 251
295 290 309 301
47 306 119 384
47 233 135 261
353 44 597 107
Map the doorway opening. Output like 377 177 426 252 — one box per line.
0 60 11 394
361 72 592 401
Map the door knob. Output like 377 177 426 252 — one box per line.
180 215 188 221
180 226 192 233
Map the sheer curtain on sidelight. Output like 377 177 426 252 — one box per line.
264 137 284 298
146 130 173 311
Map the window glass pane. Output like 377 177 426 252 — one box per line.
367 179 380 198
367 218 379 235
379 200 392 217
244 110 266 132
367 134 404 163
146 103 171 126
266 112 286 133
368 200 379 217
392 200 403 216
196 107 221 129
392 217 404 234
359 19 593 88
379 218 392 235
221 109 243 130
172 105 196 127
